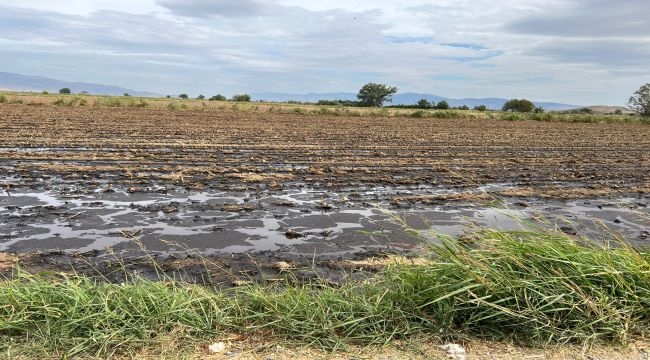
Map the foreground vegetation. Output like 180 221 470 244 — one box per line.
1 230 649 358
1 91 648 124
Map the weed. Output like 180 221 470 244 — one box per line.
410 110 429 118
0 95 6 103
91 97 124 107
501 112 524 121
126 98 149 108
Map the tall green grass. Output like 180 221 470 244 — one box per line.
1 230 649 357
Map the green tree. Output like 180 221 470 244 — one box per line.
231 94 251 102
436 100 449 110
178 94 189 99
356 83 398 107
209 94 226 101
59 88 71 94
502 99 535 112
197 94 205 100
473 105 487 111
628 83 650 116
416 99 432 109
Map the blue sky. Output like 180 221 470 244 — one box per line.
0 0 648 105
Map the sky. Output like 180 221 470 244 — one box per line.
0 0 648 105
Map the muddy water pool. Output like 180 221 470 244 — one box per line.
1 185 648 257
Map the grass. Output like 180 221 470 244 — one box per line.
1 91 648 124
1 229 649 358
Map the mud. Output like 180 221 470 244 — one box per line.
1 104 649 281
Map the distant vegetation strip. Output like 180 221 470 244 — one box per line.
1 230 649 357
0 92 648 124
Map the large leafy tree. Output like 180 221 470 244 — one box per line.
628 83 650 117
502 99 535 112
356 83 398 107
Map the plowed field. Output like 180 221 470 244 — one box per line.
1 105 649 196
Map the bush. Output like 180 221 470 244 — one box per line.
197 95 205 100
473 105 487 111
59 88 71 94
178 94 189 99
436 100 449 110
231 94 251 102
0 95 6 103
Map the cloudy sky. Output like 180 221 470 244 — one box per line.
0 0 648 105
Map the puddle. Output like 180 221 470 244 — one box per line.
1 185 648 256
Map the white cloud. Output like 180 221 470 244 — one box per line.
0 0 647 105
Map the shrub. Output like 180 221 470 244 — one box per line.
0 95 6 103
416 99 432 109
178 94 189 99
473 105 487 111
209 94 226 101
59 88 71 94
436 100 449 110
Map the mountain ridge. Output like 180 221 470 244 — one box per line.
0 72 159 97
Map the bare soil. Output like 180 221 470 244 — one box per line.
1 105 648 196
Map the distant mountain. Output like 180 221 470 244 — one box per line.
0 72 160 97
252 92 581 111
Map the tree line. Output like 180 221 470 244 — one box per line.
55 82 650 116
